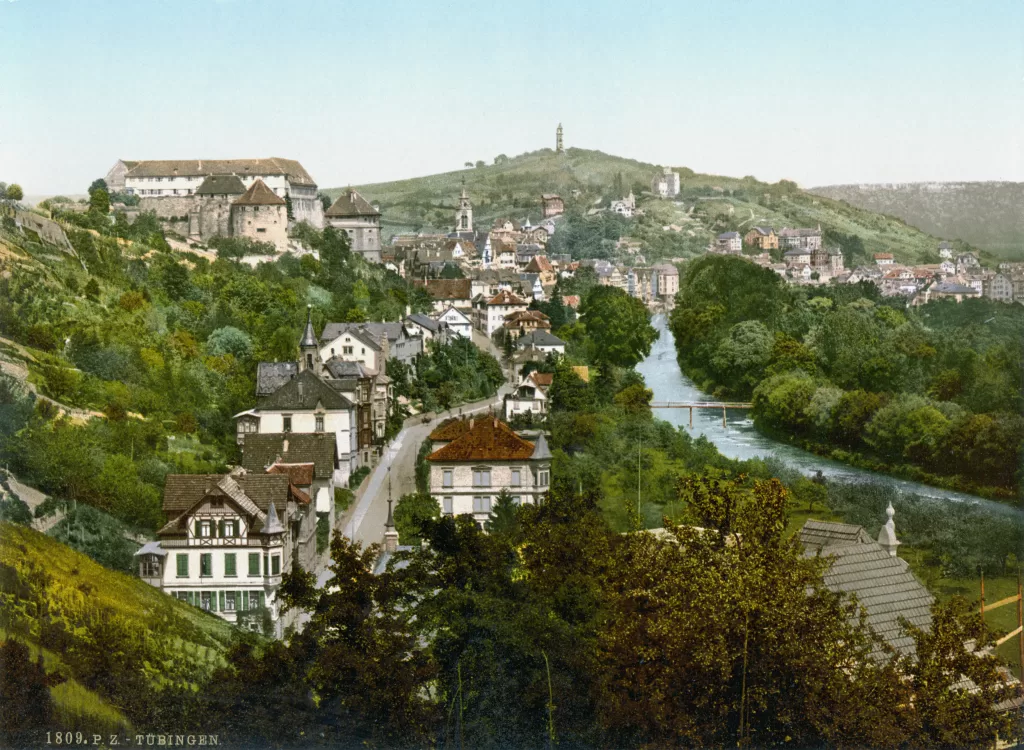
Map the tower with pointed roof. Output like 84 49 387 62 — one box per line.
231 177 289 253
298 304 319 374
455 184 473 233
556 123 564 153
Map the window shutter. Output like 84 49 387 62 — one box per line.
210 592 217 612
249 553 259 576
239 591 246 611
218 520 225 538
186 591 194 606
194 519 201 538
219 591 226 611
258 591 265 610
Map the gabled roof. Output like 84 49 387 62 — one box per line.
242 433 338 480
325 189 380 217
800 520 872 551
504 309 550 326
874 253 894 259
195 175 246 195
413 278 472 301
161 472 290 520
519 330 565 348
427 417 536 462
323 358 371 380
321 321 404 346
255 361 298 397
125 158 315 186
233 178 286 206
438 305 472 323
932 282 979 295
256 369 354 411
406 313 441 333
265 462 315 487
487 290 528 306
717 232 740 239
749 226 775 236
525 255 553 273
529 371 554 388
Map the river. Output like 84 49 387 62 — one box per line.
638 315 1019 515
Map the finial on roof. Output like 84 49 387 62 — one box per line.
877 502 900 557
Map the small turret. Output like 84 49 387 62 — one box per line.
877 502 900 557
264 501 285 536
298 304 318 373
531 432 551 461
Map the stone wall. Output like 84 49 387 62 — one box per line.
197 196 234 240
4 206 74 253
232 204 288 252
139 195 194 220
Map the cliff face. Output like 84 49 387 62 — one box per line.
810 182 1024 258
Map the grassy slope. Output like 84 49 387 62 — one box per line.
327 148 971 265
810 182 1024 259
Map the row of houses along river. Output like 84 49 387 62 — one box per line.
638 314 1021 520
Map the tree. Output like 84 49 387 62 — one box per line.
206 326 253 359
285 194 294 220
89 186 110 215
394 491 440 545
475 160 485 169
318 191 333 212
5 184 24 202
548 359 593 413
485 489 522 540
494 154 509 165
579 286 657 369
464 162 473 168
88 178 108 194
0 639 54 747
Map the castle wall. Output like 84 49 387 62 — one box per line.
139 196 195 220
232 204 288 252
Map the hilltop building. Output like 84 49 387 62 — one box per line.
426 417 551 527
777 226 823 251
744 226 778 250
111 157 323 227
325 189 382 263
541 194 564 219
651 167 680 198
556 123 564 153
230 179 288 251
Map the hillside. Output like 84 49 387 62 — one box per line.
328 148 981 267
0 522 238 732
810 182 1024 259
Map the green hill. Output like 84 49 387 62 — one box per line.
327 148 988 267
0 522 239 732
809 182 1024 259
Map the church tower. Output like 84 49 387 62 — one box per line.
556 123 564 153
455 185 473 233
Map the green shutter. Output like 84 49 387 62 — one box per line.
219 591 225 611
194 519 201 538
201 553 211 577
210 591 217 612
225 553 236 577
186 591 194 606
258 591 265 610
248 553 260 576
176 554 188 577
239 591 246 611
218 520 225 538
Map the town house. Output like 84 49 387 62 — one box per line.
325 189 382 263
475 289 530 336
135 470 315 638
715 232 742 255
777 226 823 251
744 226 778 250
427 417 552 527
413 278 473 313
504 371 553 420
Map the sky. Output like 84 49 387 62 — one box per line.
1 0 1022 195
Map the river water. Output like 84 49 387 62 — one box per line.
638 315 1018 515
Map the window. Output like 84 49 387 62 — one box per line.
272 555 281 575
472 468 491 488
224 592 236 612
442 497 453 514
200 592 212 611
141 558 161 577
264 554 269 575
343 346 354 355
248 553 260 576
538 469 549 487
512 496 521 505
249 591 262 610
198 520 212 538
256 227 266 233
442 469 453 488
473 496 491 513
283 415 292 433
176 554 188 578
224 519 237 537
315 415 325 433
224 553 237 577
511 468 521 487
200 553 212 578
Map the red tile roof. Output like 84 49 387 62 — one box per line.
487 290 528 306
414 278 472 301
563 295 581 309
427 417 535 462
530 372 554 388
266 462 315 487
429 417 472 442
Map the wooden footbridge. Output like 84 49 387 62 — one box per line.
650 402 753 428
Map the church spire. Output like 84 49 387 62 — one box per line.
298 304 318 373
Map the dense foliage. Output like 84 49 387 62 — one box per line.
670 255 1024 496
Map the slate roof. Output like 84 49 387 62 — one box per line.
323 358 371 380
784 248 811 257
933 282 980 295
234 178 286 206
195 175 246 195
161 473 291 524
125 158 316 186
800 520 933 657
256 369 354 411
325 189 380 217
413 278 472 301
320 324 383 352
531 432 552 460
718 232 740 239
255 361 298 397
427 417 536 462
242 433 337 480
750 226 775 236
406 313 441 333
518 330 565 348
321 321 405 346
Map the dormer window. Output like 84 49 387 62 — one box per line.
315 415 324 433
283 415 292 433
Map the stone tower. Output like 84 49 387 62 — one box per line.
455 185 473 232
556 123 564 153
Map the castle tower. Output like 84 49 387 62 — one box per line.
298 304 318 373
556 123 564 153
455 185 473 233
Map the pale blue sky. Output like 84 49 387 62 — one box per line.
2 0 1021 195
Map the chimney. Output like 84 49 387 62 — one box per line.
297 381 304 399
877 502 900 557
282 439 289 454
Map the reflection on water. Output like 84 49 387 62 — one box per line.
639 315 1015 513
